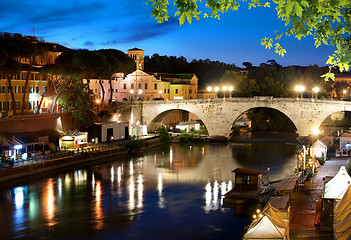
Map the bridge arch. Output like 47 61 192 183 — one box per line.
147 109 206 132
231 107 297 133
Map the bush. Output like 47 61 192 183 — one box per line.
316 157 325 165
157 126 170 143
178 132 194 143
125 138 145 153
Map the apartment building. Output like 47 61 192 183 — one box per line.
0 32 68 116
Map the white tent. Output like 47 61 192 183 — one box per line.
334 185 351 240
243 203 289 240
334 211 351 240
244 215 286 240
334 185 351 224
262 203 289 229
323 166 351 199
310 139 327 158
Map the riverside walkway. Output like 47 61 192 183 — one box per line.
289 157 349 239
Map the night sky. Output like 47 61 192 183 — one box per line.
0 0 335 67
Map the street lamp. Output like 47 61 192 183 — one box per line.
158 90 162 99
207 86 212 99
343 89 347 98
130 90 134 101
228 86 234 98
222 86 228 98
214 86 219 98
138 89 143 100
295 85 305 98
312 87 320 99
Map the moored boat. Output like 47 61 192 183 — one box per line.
223 168 266 205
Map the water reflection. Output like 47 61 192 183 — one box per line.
94 181 103 230
0 142 297 239
44 179 56 226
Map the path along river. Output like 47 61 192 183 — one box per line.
0 132 298 240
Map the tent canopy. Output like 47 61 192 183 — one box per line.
323 166 351 199
334 185 351 240
334 185 351 224
244 215 286 239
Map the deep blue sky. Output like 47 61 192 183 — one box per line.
0 0 334 67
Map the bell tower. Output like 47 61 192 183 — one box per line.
127 48 144 70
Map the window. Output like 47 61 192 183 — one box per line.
175 89 178 94
115 89 118 92
138 84 141 89
131 83 134 89
8 86 12 93
123 83 127 89
164 89 166 93
145 83 148 89
43 86 46 93
30 86 34 93
15 86 20 93
0 101 5 110
189 90 192 94
154 83 157 90
168 89 170 94
0 86 5 93
36 86 39 93
15 101 20 110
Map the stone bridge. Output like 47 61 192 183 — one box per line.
118 97 351 138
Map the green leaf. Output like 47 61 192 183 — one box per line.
294 3 303 17
179 14 186 25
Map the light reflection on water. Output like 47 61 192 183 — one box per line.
0 141 297 239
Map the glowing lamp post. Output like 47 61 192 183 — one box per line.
158 90 162 99
130 90 134 101
207 86 212 99
343 89 347 98
214 86 219 98
222 86 228 98
138 89 143 100
228 86 234 98
295 85 305 98
312 87 320 99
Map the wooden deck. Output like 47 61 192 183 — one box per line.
275 174 300 200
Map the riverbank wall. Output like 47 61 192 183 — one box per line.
0 137 161 183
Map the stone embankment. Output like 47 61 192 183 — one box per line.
0 137 161 183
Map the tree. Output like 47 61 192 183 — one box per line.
59 78 95 129
148 0 351 78
266 60 282 69
242 62 252 69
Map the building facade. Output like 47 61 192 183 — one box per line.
85 48 199 102
0 33 68 116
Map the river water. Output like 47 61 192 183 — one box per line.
0 134 298 240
